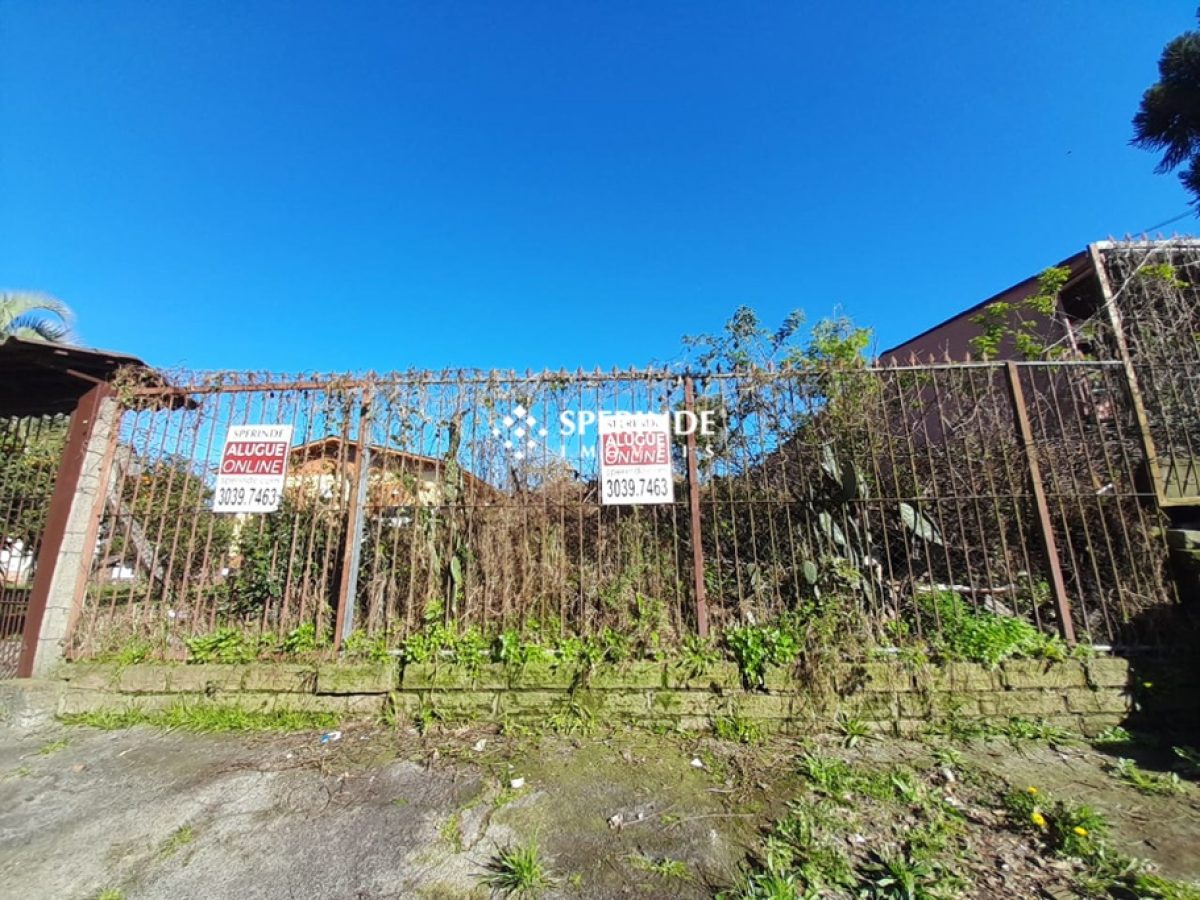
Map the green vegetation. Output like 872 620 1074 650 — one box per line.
481 839 555 898
924 592 1064 667
61 703 337 733
1111 758 1183 796
969 267 1069 360
713 714 764 745
184 627 261 663
439 812 463 853
1093 725 1135 748
0 289 74 341
723 734 1200 900
724 752 967 898
158 824 195 859
628 854 690 881
1003 782 1200 898
726 623 798 687
37 737 69 756
837 713 872 748
95 889 122 900
1133 11 1200 210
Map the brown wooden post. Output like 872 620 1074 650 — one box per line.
333 396 371 649
1004 362 1076 645
1088 243 1170 507
18 382 116 677
683 376 709 637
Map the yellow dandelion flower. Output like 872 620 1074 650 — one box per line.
1030 811 1047 829
1073 826 1088 837
1026 786 1039 795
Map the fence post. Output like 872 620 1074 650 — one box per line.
19 383 119 676
334 395 371 649
683 376 709 637
1003 362 1076 645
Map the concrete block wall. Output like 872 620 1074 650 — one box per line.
49 655 1183 739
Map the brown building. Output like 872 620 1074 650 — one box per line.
878 238 1200 366
288 436 501 515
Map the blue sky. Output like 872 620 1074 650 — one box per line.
1 1 1194 373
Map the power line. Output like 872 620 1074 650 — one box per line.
1138 209 1193 233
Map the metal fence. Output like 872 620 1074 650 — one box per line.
0 414 67 676
1094 243 1200 506
62 356 1177 659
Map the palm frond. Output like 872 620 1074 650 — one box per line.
0 291 75 343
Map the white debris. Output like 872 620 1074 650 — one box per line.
472 739 488 753
607 813 624 829
690 758 705 769
510 777 525 789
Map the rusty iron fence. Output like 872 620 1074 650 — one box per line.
1092 243 1200 506
0 414 68 676
57 356 1178 659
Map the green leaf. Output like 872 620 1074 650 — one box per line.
899 502 943 545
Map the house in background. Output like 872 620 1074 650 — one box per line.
876 238 1200 605
287 436 501 519
878 238 1200 366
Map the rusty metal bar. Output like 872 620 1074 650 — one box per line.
1004 362 1076 645
683 376 709 638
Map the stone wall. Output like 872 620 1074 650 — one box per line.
51 655 1185 738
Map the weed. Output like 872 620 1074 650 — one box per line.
546 698 595 735
930 746 963 770
184 627 257 663
721 866 810 900
280 622 325 655
1003 785 1109 859
481 839 555 898
107 639 153 666
924 592 1063 666
1112 758 1182 796
923 711 989 744
836 713 871 748
628 854 690 880
859 850 963 899
491 786 519 810
60 709 149 730
158 824 195 858
96 890 122 900
677 634 721 678
726 622 798 686
713 714 764 744
414 704 442 734
1093 725 1134 748
797 753 855 798
37 737 69 756
440 812 464 853
61 703 337 733
343 629 391 662
1002 716 1074 746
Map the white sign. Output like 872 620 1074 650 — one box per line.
598 412 675 505
212 424 293 513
